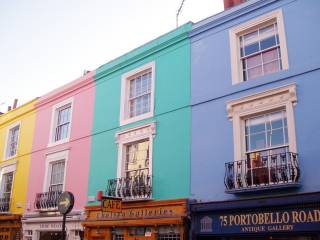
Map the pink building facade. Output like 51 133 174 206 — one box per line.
22 71 95 240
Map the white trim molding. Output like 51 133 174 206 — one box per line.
119 62 155 126
43 150 69 192
3 121 21 161
115 122 156 179
226 84 297 161
48 97 74 147
229 9 289 84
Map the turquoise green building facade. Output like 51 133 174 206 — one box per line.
87 23 192 203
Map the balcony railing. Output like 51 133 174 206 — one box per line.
106 171 152 200
34 190 62 211
224 151 300 192
0 197 10 212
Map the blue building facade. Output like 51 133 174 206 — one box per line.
189 0 320 239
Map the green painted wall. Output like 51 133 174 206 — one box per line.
88 23 192 204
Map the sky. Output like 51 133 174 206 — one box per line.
0 0 224 113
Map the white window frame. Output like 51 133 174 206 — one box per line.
43 150 69 192
48 98 74 147
229 9 289 84
226 84 297 161
3 122 21 160
119 62 155 126
0 163 16 202
115 122 156 179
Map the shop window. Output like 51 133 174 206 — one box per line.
49 98 73 146
229 9 289 84
158 226 180 240
4 122 20 160
226 84 299 191
120 62 155 126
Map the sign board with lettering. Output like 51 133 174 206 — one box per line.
196 207 320 235
101 198 122 213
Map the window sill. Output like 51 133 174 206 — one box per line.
120 112 153 126
47 138 70 148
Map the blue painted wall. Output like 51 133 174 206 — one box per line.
190 0 320 201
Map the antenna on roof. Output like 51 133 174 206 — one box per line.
176 0 186 27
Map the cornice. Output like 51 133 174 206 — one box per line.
0 98 38 126
94 23 192 82
190 0 281 38
35 71 95 109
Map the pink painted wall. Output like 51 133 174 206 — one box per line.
26 71 95 212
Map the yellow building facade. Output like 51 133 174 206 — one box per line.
0 99 37 239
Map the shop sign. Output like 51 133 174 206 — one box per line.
92 205 184 220
39 223 62 230
197 207 320 234
101 198 122 213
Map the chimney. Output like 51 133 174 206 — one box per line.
224 0 247 10
7 106 11 111
13 99 18 109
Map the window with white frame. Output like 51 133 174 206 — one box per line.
229 9 289 84
0 163 16 212
49 98 73 145
44 150 68 192
226 84 299 188
114 123 155 199
4 123 20 159
120 62 155 126
48 161 65 192
0 172 13 200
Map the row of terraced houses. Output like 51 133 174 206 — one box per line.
1 0 320 239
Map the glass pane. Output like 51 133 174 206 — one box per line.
259 24 275 35
244 42 260 56
263 60 279 75
262 48 278 63
248 116 266 134
269 111 284 129
260 36 277 50
247 54 261 68
243 30 258 44
249 133 266 151
247 65 263 80
269 129 285 146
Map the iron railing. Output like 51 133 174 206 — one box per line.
34 190 62 211
225 151 300 192
106 170 152 200
0 196 10 212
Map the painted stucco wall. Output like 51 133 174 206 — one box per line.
87 23 192 204
0 99 37 214
26 72 95 211
190 0 320 201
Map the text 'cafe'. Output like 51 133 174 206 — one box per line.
191 192 320 240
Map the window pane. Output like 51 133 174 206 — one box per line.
244 42 260 56
263 60 279 75
262 48 278 63
269 128 285 146
247 65 263 80
249 133 266 151
260 36 277 50
247 54 262 68
248 116 266 134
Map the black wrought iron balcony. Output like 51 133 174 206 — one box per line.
34 190 62 211
224 151 300 193
0 197 10 212
106 171 152 200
